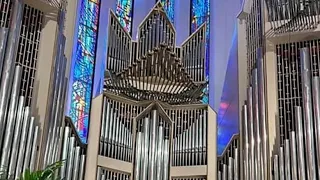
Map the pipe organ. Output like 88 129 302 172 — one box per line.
0 0 87 179
234 0 320 179
92 2 217 180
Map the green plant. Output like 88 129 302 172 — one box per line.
19 161 64 180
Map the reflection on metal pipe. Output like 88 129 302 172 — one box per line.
257 48 269 180
273 155 279 180
300 48 317 180
289 131 298 180
295 106 306 180
279 147 285 180
0 27 8 80
0 0 24 147
0 66 22 169
284 139 291 180
312 76 320 178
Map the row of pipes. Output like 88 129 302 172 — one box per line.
137 6 175 60
60 122 87 180
272 48 320 180
217 136 240 180
0 1 87 179
134 110 171 180
107 11 131 74
168 108 208 167
181 24 206 82
99 97 139 162
241 48 269 180
97 167 130 180
265 0 320 33
42 5 68 168
0 0 40 179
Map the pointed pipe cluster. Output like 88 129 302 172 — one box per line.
99 96 137 162
170 108 208 167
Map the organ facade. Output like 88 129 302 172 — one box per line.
85 2 217 180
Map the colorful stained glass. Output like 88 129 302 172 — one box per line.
191 0 210 103
116 0 134 34
69 0 100 143
160 0 175 23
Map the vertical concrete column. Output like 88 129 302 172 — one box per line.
31 12 58 169
64 0 79 80
207 106 217 179
237 18 248 180
265 42 278 178
85 94 103 180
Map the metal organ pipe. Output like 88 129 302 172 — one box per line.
257 48 269 180
295 106 307 180
312 76 320 178
0 27 8 80
252 69 261 180
0 0 24 150
300 47 317 180
0 66 22 168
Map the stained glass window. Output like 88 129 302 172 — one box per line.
116 0 134 34
159 0 175 23
191 0 210 103
69 0 100 143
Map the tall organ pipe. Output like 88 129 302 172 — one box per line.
242 105 249 180
273 155 279 180
8 105 27 176
257 47 269 180
295 106 306 180
312 76 320 179
252 69 261 180
279 147 285 180
300 48 317 180
284 139 291 180
156 126 164 180
163 139 169 180
142 118 150 180
0 66 22 169
134 132 142 180
0 28 8 80
289 131 298 180
0 0 24 149
234 148 239 180
23 117 35 170
15 108 31 179
247 87 254 180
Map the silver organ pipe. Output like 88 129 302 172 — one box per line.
96 167 130 180
99 97 137 162
300 47 317 180
58 118 87 180
0 0 24 149
0 27 8 79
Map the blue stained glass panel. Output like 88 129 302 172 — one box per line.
116 0 134 34
69 0 100 143
160 0 175 24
